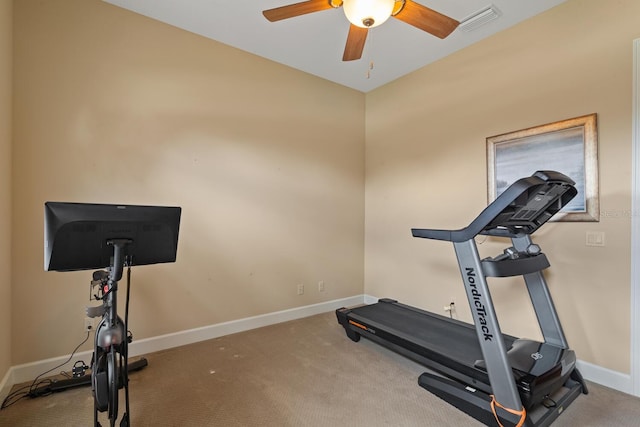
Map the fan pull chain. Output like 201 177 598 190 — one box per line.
366 29 374 79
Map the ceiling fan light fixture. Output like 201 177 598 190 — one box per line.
343 0 395 28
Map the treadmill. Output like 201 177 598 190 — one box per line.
336 171 588 427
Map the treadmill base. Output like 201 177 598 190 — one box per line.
419 371 586 427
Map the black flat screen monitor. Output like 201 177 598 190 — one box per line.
44 202 182 272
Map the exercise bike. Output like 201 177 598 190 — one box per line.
44 201 182 427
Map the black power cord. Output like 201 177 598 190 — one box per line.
0 331 91 409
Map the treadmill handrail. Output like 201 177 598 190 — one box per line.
411 171 576 242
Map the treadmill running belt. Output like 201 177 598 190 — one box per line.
347 300 516 374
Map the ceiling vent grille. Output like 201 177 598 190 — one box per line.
459 5 501 32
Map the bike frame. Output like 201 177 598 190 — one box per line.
91 239 132 427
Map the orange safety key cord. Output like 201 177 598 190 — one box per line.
490 394 526 427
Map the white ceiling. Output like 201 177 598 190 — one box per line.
102 0 567 93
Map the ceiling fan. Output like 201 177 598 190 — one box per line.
263 0 459 61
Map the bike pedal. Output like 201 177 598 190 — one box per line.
72 361 88 377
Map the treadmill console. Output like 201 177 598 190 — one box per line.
412 170 577 242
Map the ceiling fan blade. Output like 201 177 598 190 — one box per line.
394 0 459 39
342 24 368 61
263 0 334 22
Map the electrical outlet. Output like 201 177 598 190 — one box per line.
586 231 605 247
318 280 325 292
84 317 94 332
297 284 304 295
444 299 456 313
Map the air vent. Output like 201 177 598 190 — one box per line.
459 5 501 32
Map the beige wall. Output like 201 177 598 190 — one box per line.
11 0 365 364
0 0 12 381
7 0 639 381
365 0 640 373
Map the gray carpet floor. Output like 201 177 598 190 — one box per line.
1 311 639 426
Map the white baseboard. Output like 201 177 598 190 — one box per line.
363 294 379 305
1 295 635 404
0 295 365 403
576 359 633 394
0 367 11 406
127 295 364 358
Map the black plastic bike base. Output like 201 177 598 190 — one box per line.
28 357 149 398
